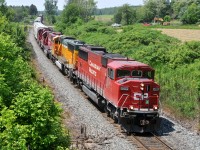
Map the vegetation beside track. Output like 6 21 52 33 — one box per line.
0 9 70 150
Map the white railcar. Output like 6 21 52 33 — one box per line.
33 21 48 40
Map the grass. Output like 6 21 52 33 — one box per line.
94 15 113 23
123 23 200 30
149 24 200 29
146 20 200 30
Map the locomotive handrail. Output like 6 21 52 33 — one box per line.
118 94 129 108
119 94 129 117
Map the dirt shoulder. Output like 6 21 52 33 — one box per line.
157 29 200 42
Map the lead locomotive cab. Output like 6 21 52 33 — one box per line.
105 60 161 133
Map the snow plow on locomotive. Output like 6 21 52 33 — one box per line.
33 20 161 133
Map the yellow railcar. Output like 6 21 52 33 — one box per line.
51 36 84 77
61 39 85 69
52 35 75 58
52 35 61 56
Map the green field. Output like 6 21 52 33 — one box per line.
94 15 113 23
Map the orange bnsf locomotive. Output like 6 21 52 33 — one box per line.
33 19 161 133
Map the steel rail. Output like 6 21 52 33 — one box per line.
151 132 174 150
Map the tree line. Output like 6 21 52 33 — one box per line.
5 0 200 25
113 0 200 25
0 0 38 23
53 0 200 28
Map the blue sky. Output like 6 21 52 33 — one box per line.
5 0 143 11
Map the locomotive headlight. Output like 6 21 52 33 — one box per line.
153 105 158 110
120 86 129 91
140 83 144 91
129 105 134 110
153 87 159 91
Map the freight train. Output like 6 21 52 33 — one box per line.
33 18 161 133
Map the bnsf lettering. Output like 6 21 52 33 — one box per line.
89 67 96 76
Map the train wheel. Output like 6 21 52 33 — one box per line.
113 111 119 123
69 69 73 82
63 67 69 76
72 77 76 84
107 111 110 117
126 132 131 136
62 68 66 76
51 57 55 64
46 53 50 59
113 115 118 123
77 79 81 88
105 108 110 117
48 53 52 60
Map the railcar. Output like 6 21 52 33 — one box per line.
75 45 161 133
40 30 52 50
33 22 48 40
43 32 62 58
51 36 84 77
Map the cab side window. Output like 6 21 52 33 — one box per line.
108 68 114 80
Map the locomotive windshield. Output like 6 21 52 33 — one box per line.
132 70 142 77
117 69 154 79
117 70 131 77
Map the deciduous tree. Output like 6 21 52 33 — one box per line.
29 4 38 15
181 3 200 24
44 0 58 23
114 4 136 25
64 0 96 22
143 0 170 21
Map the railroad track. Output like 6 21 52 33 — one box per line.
102 112 174 150
131 132 174 150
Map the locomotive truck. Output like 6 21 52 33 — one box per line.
33 19 161 133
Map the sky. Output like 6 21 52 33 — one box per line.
5 0 144 11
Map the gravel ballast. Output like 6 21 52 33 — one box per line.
28 29 199 150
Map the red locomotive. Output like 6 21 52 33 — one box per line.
33 20 161 133
75 45 160 133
